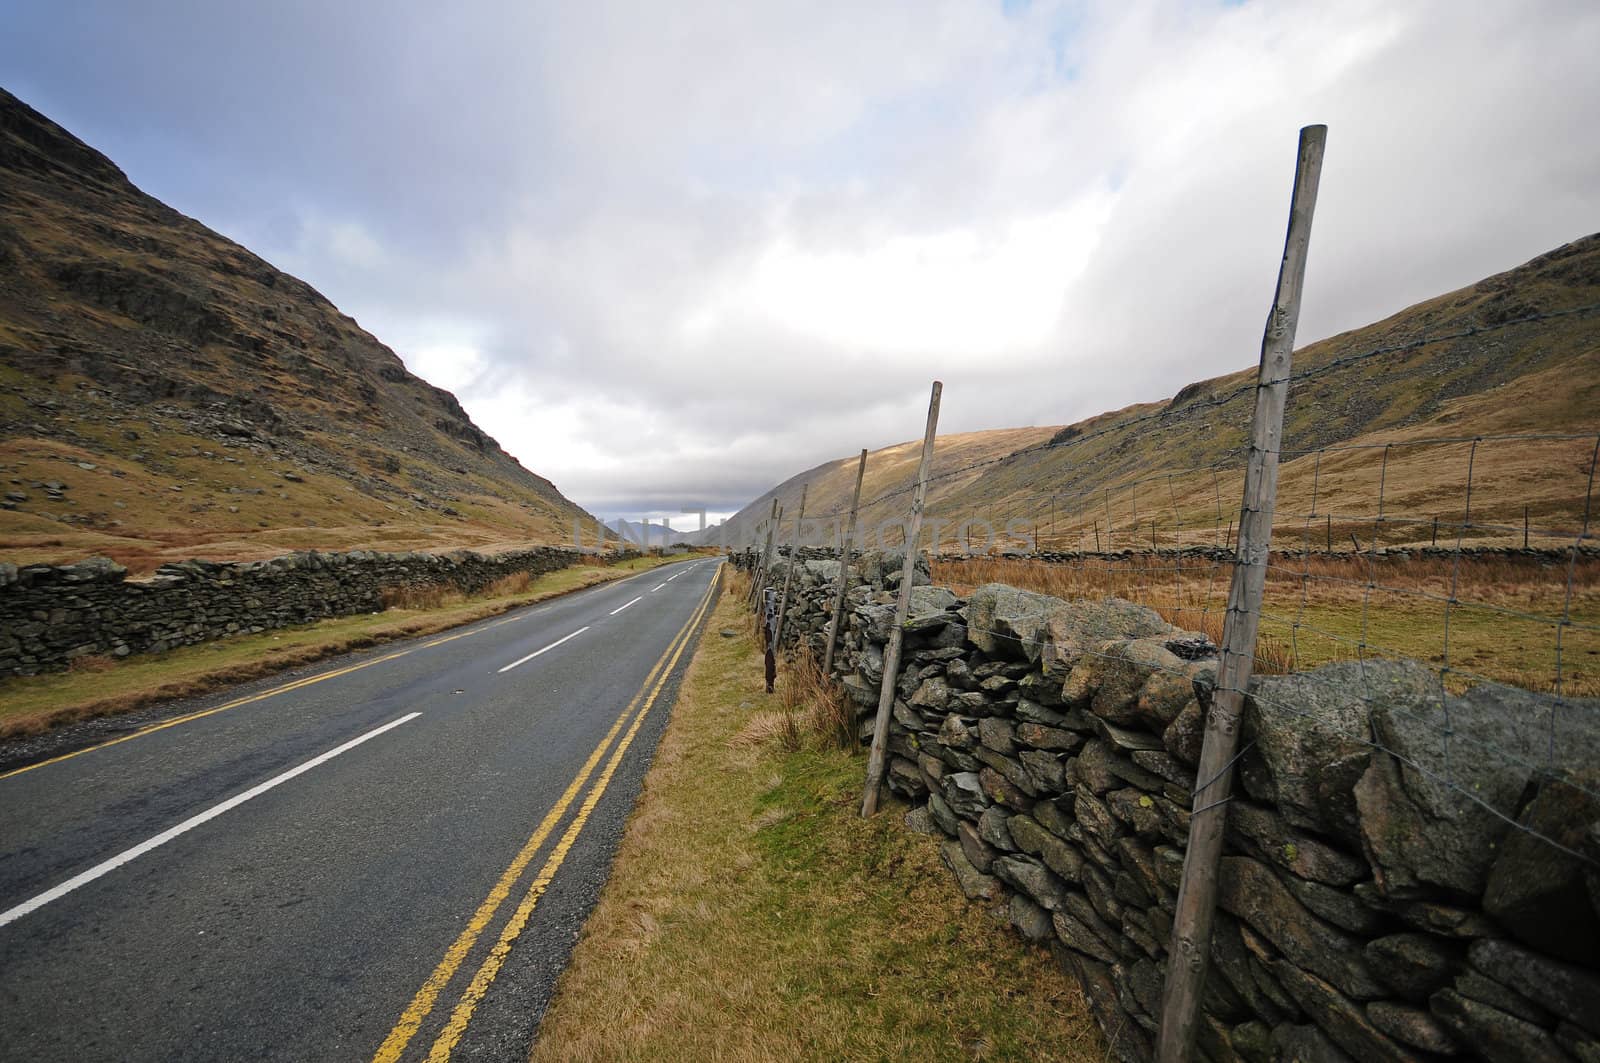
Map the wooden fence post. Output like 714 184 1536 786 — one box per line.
822 450 869 679
749 499 780 605
774 484 809 648
1156 123 1326 1062
862 381 942 817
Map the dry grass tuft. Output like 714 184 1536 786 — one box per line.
66 654 116 674
379 582 465 611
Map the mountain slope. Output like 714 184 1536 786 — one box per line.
0 88 592 572
723 235 1600 553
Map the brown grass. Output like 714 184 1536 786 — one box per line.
529 583 1102 1062
934 553 1600 694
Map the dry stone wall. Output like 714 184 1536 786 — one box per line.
0 545 579 676
736 547 1600 1063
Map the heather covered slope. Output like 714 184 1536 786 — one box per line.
0 88 592 573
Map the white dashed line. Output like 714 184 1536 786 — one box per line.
497 626 591 674
0 712 423 930
609 596 643 615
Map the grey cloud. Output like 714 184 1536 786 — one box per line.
3 0 1597 520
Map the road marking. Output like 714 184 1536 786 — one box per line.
0 650 417 783
424 569 719 1061
373 566 719 1063
665 570 684 581
0 559 703 784
495 626 590 674
609 596 642 615
0 712 422 930
651 582 667 592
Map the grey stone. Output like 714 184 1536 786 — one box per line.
1352 884 1500 939
1163 696 1206 765
991 855 1066 910
1483 772 1600 965
1032 796 1076 840
957 819 998 873
1245 660 1411 846
1050 909 1118 965
1089 638 1188 726
1008 893 1053 942
1281 876 1385 936
965 583 1062 660
1218 856 1385 1000
1470 937 1600 1036
1229 1021 1272 1063
1056 945 1152 1062
1015 721 1082 751
926 792 960 837
941 772 987 819
977 766 1034 811
1365 934 1464 1002
1557 1023 1600 1063
1453 971 1549 1025
977 716 1016 755
1274 962 1410 1063
1092 715 1166 753
1357 675 1600 897
936 713 977 750
1269 1024 1355 1063
1365 1000 1460 1055
938 838 1002 901
1429 988 1570 1063
1226 801 1368 887
903 806 939 835
1038 596 1170 679
908 675 951 711
1006 813 1085 882
977 806 1016 851
1017 748 1067 793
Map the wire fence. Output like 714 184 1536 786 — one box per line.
740 296 1600 879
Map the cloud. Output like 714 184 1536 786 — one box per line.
4 0 1597 519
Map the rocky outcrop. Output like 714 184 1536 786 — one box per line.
734 548 1600 1063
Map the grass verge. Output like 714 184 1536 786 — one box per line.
0 554 689 738
529 572 1102 1062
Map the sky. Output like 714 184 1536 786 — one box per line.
3 0 1597 525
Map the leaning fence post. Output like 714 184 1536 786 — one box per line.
862 381 942 817
1157 123 1325 1062
822 449 869 679
748 498 780 604
774 483 809 648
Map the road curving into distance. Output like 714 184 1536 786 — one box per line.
0 558 723 1062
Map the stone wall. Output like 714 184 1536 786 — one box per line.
735 549 1600 1063
0 545 580 676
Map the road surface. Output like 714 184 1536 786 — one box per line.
0 558 722 1062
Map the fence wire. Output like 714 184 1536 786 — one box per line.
741 300 1600 874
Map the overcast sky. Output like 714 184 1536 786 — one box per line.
4 1 1597 523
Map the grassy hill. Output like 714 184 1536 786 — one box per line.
721 235 1600 555
0 88 593 574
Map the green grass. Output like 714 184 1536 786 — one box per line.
530 578 1101 1063
0 553 690 736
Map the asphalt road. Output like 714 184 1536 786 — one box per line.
0 558 723 1062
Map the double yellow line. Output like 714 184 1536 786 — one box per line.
373 564 721 1063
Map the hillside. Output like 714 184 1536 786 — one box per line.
0 88 592 573
697 425 1061 548
722 235 1600 553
